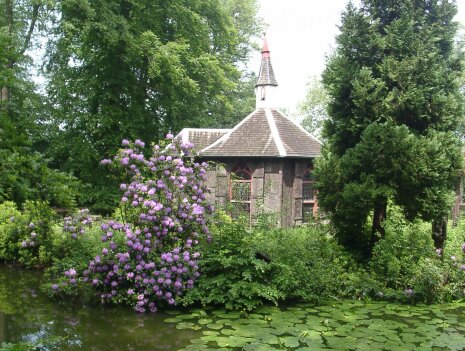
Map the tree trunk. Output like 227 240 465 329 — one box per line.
432 217 447 253
0 312 7 344
1 0 13 110
1 0 41 109
371 198 387 246
0 87 9 103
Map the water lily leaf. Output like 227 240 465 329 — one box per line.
164 317 182 323
198 318 213 325
256 333 279 345
203 330 219 336
176 322 196 330
182 339 209 351
181 344 214 351
281 336 300 348
401 333 421 343
248 313 265 319
286 306 303 311
201 335 219 343
243 343 277 351
216 336 252 348
206 322 223 330
220 328 235 336
324 336 353 350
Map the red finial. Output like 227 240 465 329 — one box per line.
261 34 270 58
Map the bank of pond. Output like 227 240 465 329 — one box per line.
2 265 465 351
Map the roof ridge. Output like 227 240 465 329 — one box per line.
199 109 262 154
273 109 323 146
265 108 286 156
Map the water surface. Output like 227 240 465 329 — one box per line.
0 264 200 350
2 264 465 350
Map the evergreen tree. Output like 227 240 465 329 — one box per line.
315 0 465 255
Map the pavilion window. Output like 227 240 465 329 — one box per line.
229 164 252 219
302 167 316 223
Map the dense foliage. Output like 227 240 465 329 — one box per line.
42 0 260 212
0 201 58 268
316 0 465 255
0 0 78 208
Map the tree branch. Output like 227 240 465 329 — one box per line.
18 3 41 57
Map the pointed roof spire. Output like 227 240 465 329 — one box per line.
256 35 278 87
261 36 270 58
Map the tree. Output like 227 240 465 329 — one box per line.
0 0 77 208
297 76 329 139
315 0 465 256
44 0 261 212
0 0 48 147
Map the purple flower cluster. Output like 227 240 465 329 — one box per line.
404 288 414 297
20 222 37 248
63 209 93 239
75 137 212 312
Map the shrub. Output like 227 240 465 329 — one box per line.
369 212 465 303
0 200 58 267
179 212 286 310
254 225 367 302
49 137 212 312
370 214 434 291
42 211 105 299
181 217 373 310
0 201 23 262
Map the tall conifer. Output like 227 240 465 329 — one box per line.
316 0 465 255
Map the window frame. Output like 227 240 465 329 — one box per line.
302 166 317 223
229 163 252 220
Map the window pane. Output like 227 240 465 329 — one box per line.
303 170 313 181
302 203 314 223
303 182 314 201
234 170 251 180
231 181 251 201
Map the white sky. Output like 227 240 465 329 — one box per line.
251 0 465 113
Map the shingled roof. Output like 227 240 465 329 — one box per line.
256 38 278 87
199 108 321 158
176 128 230 151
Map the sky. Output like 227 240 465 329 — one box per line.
250 0 465 113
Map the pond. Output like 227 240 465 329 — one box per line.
1 264 465 351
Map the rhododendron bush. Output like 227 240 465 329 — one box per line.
52 136 213 312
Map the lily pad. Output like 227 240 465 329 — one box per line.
175 322 196 330
206 322 223 330
198 318 213 325
164 317 183 323
280 336 300 348
243 343 277 351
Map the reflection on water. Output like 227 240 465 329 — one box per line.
0 264 200 351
